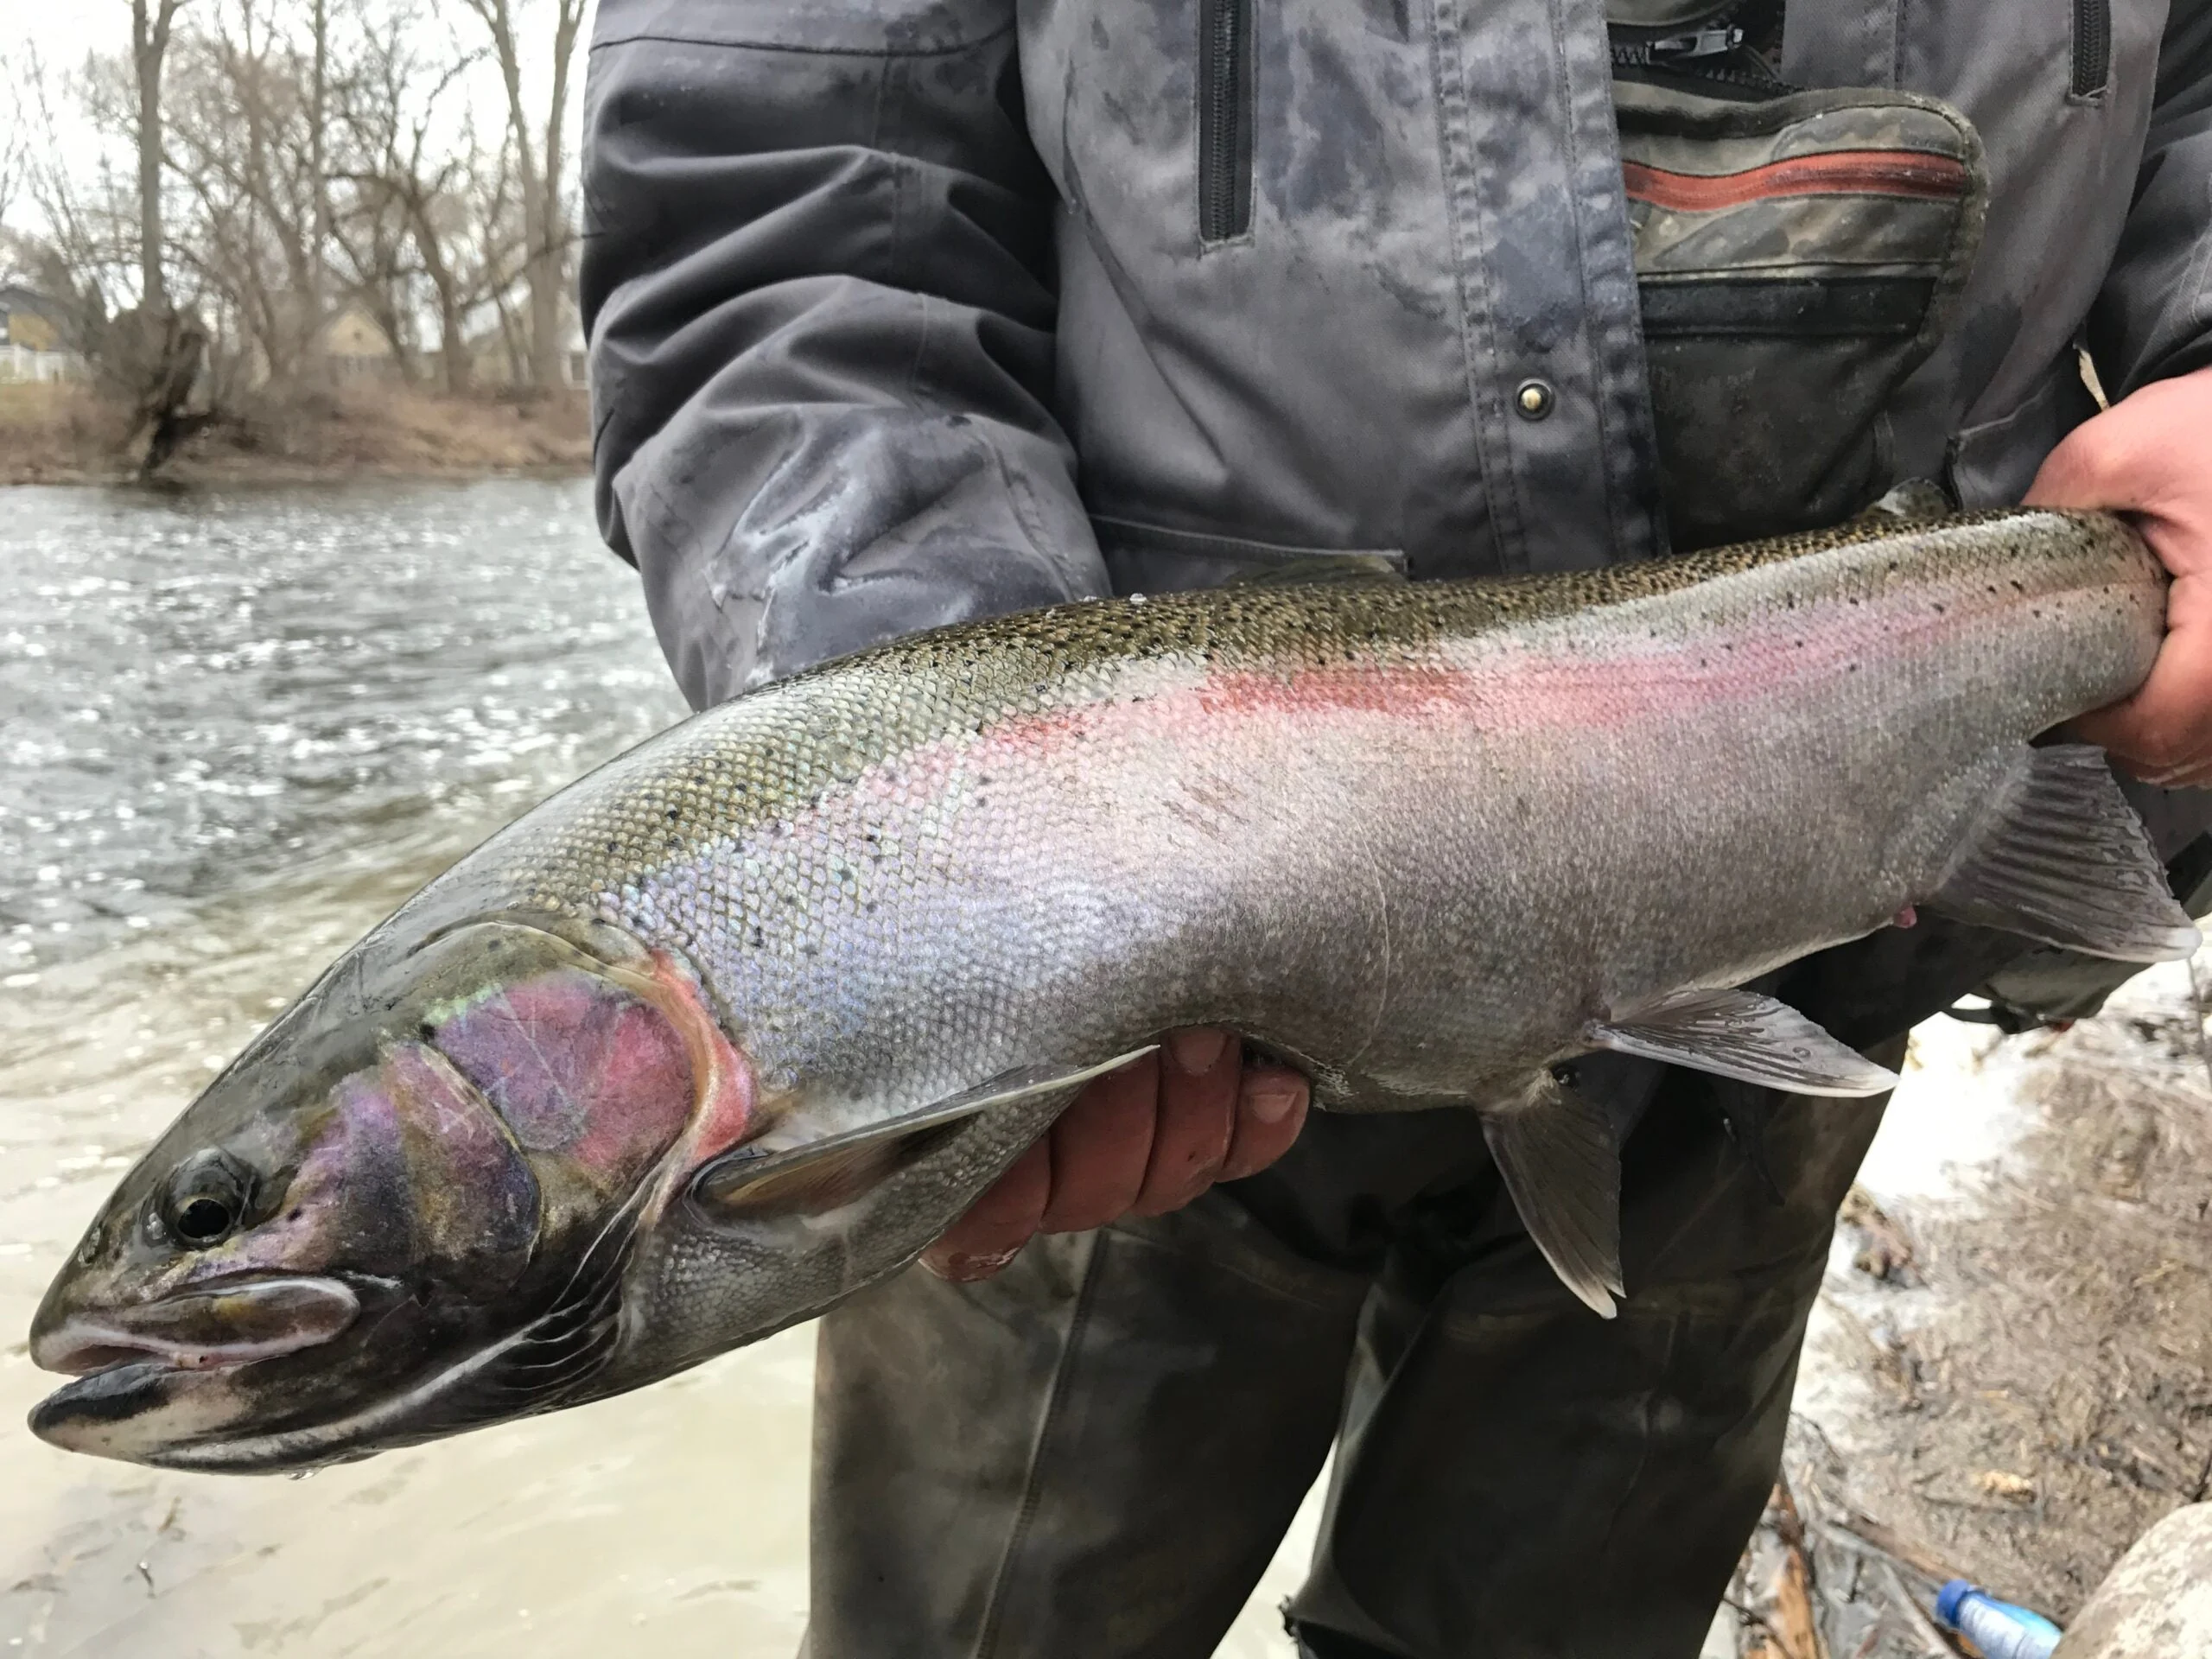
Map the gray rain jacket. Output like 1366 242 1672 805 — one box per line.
582 0 2212 712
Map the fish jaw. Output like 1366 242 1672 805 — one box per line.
30 1358 265 1466
29 1274 365 1465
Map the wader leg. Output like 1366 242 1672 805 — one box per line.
1288 1052 1897 1659
804 1191 1370 1659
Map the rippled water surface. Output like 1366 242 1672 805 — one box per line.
0 482 817 1658
0 481 688 978
0 482 1311 1658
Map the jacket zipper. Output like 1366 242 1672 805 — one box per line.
1611 24 1743 70
1198 0 1254 243
2072 0 2112 97
1608 0 1793 98
1622 149 1969 212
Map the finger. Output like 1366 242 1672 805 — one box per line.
2072 597 2212 779
919 1138 1052 1281
1038 1053 1159 1234
1130 1027 1238 1217
1218 1063 1311 1181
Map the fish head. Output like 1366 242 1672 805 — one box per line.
29 913 719 1471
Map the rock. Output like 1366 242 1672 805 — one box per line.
2055 1504 2212 1657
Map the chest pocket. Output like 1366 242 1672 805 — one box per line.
1615 79 1987 550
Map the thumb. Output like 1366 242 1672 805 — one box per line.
2024 405 2155 514
2024 367 2212 524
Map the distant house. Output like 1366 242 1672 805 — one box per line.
0 286 86 384
320 302 399 380
314 301 583 389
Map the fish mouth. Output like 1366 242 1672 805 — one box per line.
31 1274 362 1375
27 1264 627 1472
29 1275 362 1464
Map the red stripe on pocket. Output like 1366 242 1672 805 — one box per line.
1624 150 1969 212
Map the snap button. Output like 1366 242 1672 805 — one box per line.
1514 378 1555 421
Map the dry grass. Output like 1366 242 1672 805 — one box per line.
0 383 137 483
0 379 590 485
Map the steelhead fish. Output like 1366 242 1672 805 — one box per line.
29 508 2199 1471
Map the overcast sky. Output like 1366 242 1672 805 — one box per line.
1 0 596 245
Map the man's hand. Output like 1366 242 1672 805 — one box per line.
918 1031 1311 1281
2027 364 2212 785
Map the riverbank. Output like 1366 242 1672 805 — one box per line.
1713 966 2212 1656
0 382 590 485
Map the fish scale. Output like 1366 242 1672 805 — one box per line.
27 507 2202 1468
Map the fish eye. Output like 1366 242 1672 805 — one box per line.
175 1197 234 1243
159 1151 257 1249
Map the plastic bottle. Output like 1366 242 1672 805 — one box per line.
1934 1579 2063 1659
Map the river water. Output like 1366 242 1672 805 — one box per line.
0 481 1315 1657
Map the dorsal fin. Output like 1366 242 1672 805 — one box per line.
1230 554 1409 588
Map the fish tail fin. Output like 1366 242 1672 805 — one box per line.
1481 1073 1623 1319
1929 745 2199 963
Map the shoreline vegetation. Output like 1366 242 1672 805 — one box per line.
0 381 590 487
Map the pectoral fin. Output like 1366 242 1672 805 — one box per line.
1929 745 2199 963
1481 1073 1624 1319
690 1046 1158 1217
1586 988 1897 1096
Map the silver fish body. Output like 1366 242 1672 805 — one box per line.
28 508 2197 1468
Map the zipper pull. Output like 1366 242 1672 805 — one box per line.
1648 25 1745 58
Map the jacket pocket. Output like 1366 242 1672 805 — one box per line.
1943 359 2101 510
1617 80 1987 549
1197 0 1255 243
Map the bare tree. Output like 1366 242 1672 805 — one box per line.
460 0 583 389
20 0 586 436
330 10 493 390
131 0 193 311
294 0 334 384
0 72 30 237
161 4 328 383
395 130 529 393
16 53 127 354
